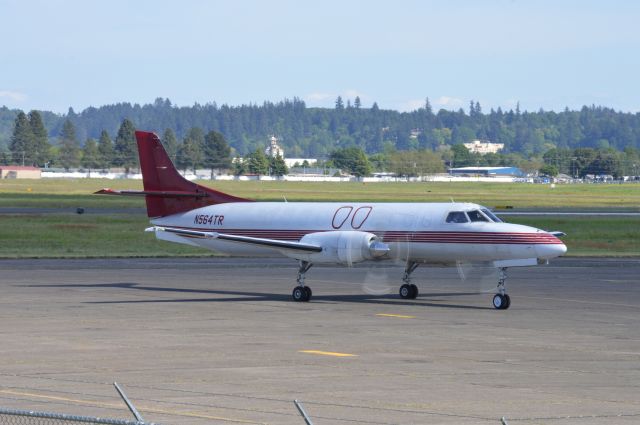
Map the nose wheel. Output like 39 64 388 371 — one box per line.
493 267 511 310
492 293 511 309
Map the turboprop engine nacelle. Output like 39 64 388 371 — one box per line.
286 231 390 265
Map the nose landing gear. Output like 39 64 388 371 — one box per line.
493 267 511 310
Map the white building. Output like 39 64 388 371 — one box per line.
463 140 504 154
265 135 284 158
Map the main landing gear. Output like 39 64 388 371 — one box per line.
292 261 313 302
492 267 511 310
399 261 419 299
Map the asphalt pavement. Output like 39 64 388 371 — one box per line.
0 257 638 424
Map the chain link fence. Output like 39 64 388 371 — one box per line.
0 408 148 425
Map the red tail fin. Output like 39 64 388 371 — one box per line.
136 131 250 217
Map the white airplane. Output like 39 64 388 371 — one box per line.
97 131 567 309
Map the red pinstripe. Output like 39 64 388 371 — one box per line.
163 227 564 245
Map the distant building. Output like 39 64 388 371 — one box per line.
265 136 284 158
449 166 525 177
0 165 41 179
463 140 504 155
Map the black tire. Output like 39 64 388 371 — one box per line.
303 286 312 301
503 294 511 309
399 284 412 299
292 287 306 302
492 294 505 309
410 284 419 299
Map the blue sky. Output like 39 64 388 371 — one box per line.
1 0 639 113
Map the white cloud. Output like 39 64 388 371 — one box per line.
433 96 464 110
0 90 28 103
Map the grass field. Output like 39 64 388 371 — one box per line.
0 213 636 258
0 214 206 258
1 178 639 209
0 179 638 258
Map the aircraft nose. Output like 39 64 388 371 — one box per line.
536 237 567 259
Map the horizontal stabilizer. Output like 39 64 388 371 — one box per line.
146 226 323 253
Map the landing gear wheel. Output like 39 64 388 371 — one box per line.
399 284 417 299
303 286 312 301
410 284 418 299
292 287 308 302
493 294 510 310
503 294 511 309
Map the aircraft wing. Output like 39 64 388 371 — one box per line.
146 226 323 253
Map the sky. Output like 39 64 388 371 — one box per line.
1 0 639 114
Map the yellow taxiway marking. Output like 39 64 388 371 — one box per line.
376 313 416 319
298 350 358 357
0 389 265 424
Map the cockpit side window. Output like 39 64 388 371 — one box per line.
481 208 503 223
467 210 490 222
446 211 469 223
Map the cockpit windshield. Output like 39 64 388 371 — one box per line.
481 208 503 223
467 210 490 222
445 211 469 223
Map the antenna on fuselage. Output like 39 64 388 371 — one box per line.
283 195 288 203
450 197 455 203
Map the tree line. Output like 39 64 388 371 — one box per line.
4 113 291 176
2 99 640 178
2 97 640 157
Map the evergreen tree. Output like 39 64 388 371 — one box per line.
161 128 178 162
247 148 269 175
58 119 81 169
425 97 433 115
178 129 204 173
269 153 288 176
232 158 246 176
354 96 361 109
2 98 640 162
203 130 232 178
9 112 34 165
28 110 50 166
81 138 100 172
113 119 138 173
97 130 114 169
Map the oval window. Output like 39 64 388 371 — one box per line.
332 206 353 229
351 206 373 229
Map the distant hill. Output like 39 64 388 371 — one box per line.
1 98 639 157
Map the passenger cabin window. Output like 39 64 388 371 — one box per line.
446 211 469 223
481 208 503 223
467 210 490 222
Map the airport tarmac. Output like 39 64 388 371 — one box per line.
0 257 638 424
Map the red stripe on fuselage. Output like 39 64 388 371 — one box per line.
161 227 564 245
